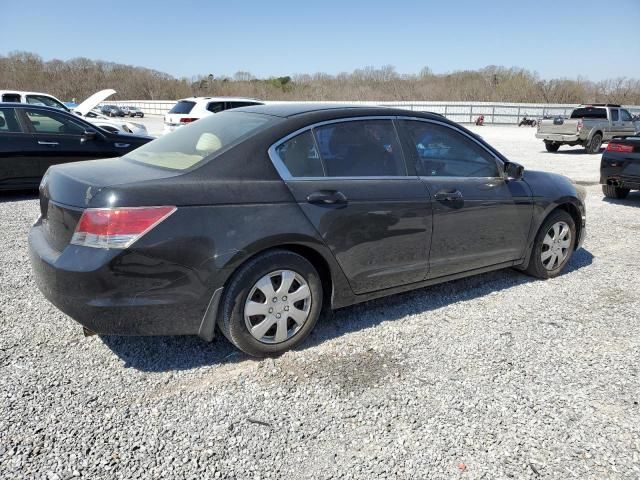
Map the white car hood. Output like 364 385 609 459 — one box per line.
73 89 116 116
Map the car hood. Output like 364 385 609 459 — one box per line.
73 89 116 116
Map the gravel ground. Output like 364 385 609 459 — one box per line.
1 129 639 479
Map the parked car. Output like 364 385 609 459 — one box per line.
29 104 586 357
100 104 125 117
163 97 263 133
121 106 144 118
0 104 152 190
536 104 636 154
600 135 640 199
0 89 149 136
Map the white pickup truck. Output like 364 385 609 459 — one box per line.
535 104 637 154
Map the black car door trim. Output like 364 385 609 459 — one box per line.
268 115 415 181
268 115 508 181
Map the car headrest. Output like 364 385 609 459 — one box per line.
195 133 222 154
0 116 5 128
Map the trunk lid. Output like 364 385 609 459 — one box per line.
39 158 185 251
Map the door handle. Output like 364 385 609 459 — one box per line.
306 190 348 206
434 190 463 201
38 141 59 146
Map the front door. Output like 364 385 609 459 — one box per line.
271 118 432 294
20 108 110 175
620 109 637 136
398 119 532 279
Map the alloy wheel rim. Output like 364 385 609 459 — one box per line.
541 221 571 270
244 270 312 344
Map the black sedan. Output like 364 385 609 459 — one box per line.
29 104 586 357
0 104 152 190
601 135 640 199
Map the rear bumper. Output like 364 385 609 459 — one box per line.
28 224 214 337
536 133 581 143
600 162 640 190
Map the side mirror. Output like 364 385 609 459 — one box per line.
81 129 97 143
504 161 524 181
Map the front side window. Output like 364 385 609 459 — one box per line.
313 120 406 177
26 95 67 111
620 109 633 121
0 109 22 133
124 111 279 171
276 130 324 177
24 109 87 135
401 120 499 177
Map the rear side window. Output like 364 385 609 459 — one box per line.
570 107 607 119
276 131 324 177
124 111 279 170
401 120 499 177
206 102 224 113
314 120 406 177
0 109 22 132
610 109 619 121
2 93 21 102
227 102 262 109
168 101 196 114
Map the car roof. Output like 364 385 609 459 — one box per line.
177 96 262 103
0 102 76 114
233 102 444 120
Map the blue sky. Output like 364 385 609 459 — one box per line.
4 0 639 81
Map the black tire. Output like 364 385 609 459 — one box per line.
523 210 576 279
602 184 630 199
545 142 560 152
218 249 323 357
586 133 602 154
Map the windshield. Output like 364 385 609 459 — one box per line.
124 111 279 170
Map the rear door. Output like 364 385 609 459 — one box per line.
0 107 41 188
20 108 112 174
398 119 532 278
270 117 433 294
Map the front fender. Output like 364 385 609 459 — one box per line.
518 171 586 269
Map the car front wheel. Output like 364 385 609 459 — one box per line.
218 250 323 357
524 210 576 279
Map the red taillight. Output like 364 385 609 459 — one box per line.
606 143 634 153
71 206 176 249
179 117 198 123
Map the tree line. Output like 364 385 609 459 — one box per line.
1 51 639 105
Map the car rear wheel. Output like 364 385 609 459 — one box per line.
586 133 602 154
524 210 576 279
602 184 630 199
545 142 560 152
218 250 323 357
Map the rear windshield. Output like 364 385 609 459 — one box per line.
168 101 196 114
570 107 607 119
124 111 279 170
